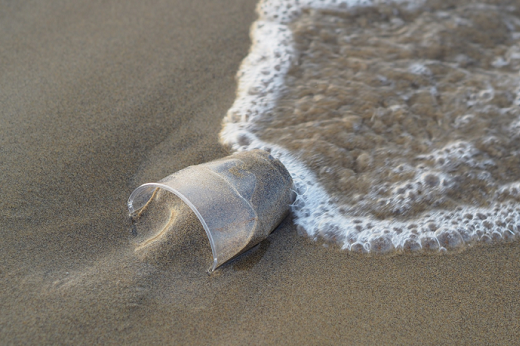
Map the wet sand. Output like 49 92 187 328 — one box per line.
1 0 520 345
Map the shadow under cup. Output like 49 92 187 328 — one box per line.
128 150 294 272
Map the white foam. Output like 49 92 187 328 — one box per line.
408 63 431 76
219 0 520 254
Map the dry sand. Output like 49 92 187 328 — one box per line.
1 0 520 345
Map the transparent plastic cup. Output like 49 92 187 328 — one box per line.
127 150 294 272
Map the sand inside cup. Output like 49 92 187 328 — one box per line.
131 189 213 271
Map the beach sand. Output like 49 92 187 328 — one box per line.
1 0 520 344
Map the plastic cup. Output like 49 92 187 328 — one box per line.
127 149 294 272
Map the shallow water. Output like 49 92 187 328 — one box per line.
221 0 520 253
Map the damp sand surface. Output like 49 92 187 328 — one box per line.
2 0 520 345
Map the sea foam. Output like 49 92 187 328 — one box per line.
220 0 520 254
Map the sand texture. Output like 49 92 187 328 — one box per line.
1 0 520 345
